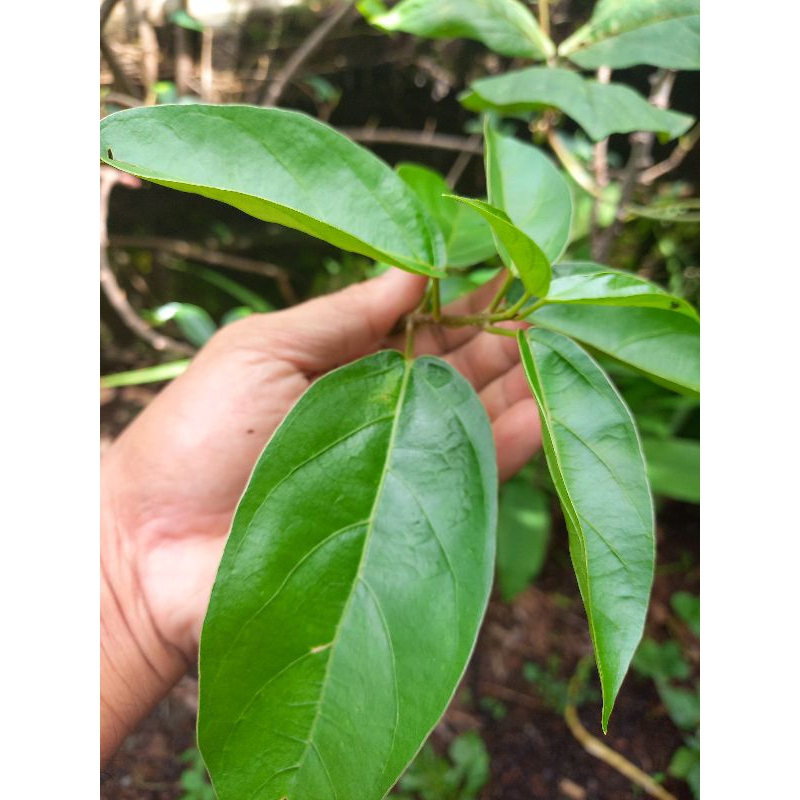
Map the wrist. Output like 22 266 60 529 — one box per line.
100 454 188 764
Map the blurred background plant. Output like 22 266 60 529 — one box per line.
100 2 699 798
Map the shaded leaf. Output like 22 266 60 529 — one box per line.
497 478 551 600
440 268 500 305
148 302 217 347
633 638 690 682
544 262 698 318
560 0 700 70
397 164 497 268
671 591 700 636
463 68 694 141
198 351 497 800
642 438 700 503
669 739 700 799
518 328 654 730
485 124 573 262
101 105 446 277
658 683 700 731
360 0 555 60
446 196 551 296
529 305 700 396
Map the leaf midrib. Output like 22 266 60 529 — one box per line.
288 356 414 798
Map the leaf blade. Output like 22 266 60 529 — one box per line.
518 328 655 730
445 196 551 296
464 68 694 141
484 124 573 262
100 105 446 277
360 0 555 60
198 351 497 800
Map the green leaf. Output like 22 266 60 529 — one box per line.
669 739 700 799
360 0 555 60
448 731 490 796
529 305 700 396
168 261 273 312
559 0 700 70
198 350 497 800
497 478 551 600
100 105 446 277
170 8 205 31
396 163 497 268
484 124 573 262
440 268 501 305
446 196 551 296
100 359 190 389
220 306 255 326
517 329 654 730
671 591 700 636
463 68 694 141
147 302 217 347
658 683 700 731
632 638 690 682
642 438 700 503
544 263 698 318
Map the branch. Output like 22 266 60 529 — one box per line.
590 66 612 259
261 1 357 107
100 35 139 98
446 134 481 188
107 234 298 305
640 124 700 186
339 126 484 154
100 170 195 356
564 658 678 800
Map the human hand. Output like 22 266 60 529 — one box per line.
101 270 542 751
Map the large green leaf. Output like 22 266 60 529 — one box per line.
485 125 573 263
462 68 694 141
559 0 700 70
642 437 700 503
198 350 497 800
359 0 555 60
544 263 698 318
446 196 551 296
496 477 551 601
518 328 654 730
529 305 700 396
100 105 446 277
396 163 497 268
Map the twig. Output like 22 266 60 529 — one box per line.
261 1 356 106
107 234 298 305
200 28 214 102
446 134 481 188
594 69 676 261
100 35 139 98
640 124 700 185
564 657 678 800
479 680 540 711
173 0 192 96
102 91 141 109
100 170 194 356
138 14 160 104
339 127 484 155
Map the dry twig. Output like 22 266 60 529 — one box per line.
340 126 484 155
261 1 357 106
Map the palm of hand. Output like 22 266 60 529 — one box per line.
105 271 541 662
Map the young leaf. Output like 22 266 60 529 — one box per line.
517 328 655 730
543 265 698 318
671 592 700 636
559 0 700 70
463 68 694 142
148 302 217 347
497 478 551 601
198 350 497 800
642 438 700 503
360 0 555 60
445 196 551 296
529 305 700 396
100 105 446 277
396 164 497 268
484 124 573 263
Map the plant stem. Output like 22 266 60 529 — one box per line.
492 292 532 321
431 278 442 322
487 269 515 313
538 0 550 38
404 314 416 360
483 325 518 338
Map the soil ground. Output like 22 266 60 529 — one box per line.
101 386 699 800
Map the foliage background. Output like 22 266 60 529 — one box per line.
100 2 699 798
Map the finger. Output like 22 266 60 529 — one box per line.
492 399 542 482
244 268 427 372
445 324 525 393
479 363 532 422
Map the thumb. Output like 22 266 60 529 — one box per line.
266 268 428 372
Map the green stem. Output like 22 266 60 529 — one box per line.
538 0 550 38
483 325 518 338
490 291 532 321
431 278 441 322
404 315 416 360
487 269 515 313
